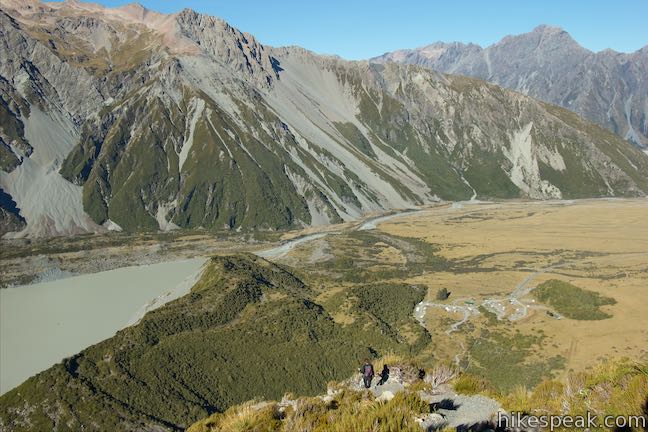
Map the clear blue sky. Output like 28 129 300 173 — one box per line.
56 0 648 59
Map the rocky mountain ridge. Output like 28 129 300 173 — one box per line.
372 25 648 152
1 1 648 237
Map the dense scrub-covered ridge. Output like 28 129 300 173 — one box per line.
0 254 431 430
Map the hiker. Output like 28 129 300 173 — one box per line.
377 364 390 386
360 359 374 388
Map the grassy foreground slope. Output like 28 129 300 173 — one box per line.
0 254 429 431
188 357 648 432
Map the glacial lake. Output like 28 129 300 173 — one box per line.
0 258 206 395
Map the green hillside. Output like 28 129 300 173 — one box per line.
0 254 429 431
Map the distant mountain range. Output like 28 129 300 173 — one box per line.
372 25 648 152
1 1 647 237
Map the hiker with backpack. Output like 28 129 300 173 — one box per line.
360 359 375 388
377 364 390 386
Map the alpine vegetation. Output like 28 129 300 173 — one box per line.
0 2 647 431
1 1 648 237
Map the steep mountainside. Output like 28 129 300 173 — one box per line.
0 187 25 235
1 3 648 237
372 25 648 152
0 254 430 431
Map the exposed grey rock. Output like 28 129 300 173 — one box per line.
415 412 448 431
0 187 25 235
372 25 648 151
1 2 647 238
420 390 502 430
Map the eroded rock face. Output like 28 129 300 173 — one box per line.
174 9 281 87
0 187 25 235
373 25 648 151
1 1 648 237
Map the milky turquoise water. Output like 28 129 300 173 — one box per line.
0 258 205 394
